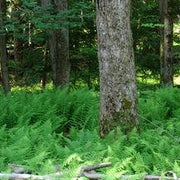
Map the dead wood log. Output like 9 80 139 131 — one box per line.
81 172 180 180
0 172 179 180
77 162 111 179
82 171 105 179
81 162 112 172
8 163 26 174
0 172 63 180
0 162 179 180
120 175 180 180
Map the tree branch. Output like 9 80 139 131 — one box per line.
0 163 179 180
81 162 112 172
0 173 62 180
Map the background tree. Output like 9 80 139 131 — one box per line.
53 0 70 87
96 0 140 137
0 0 179 89
41 0 70 87
11 0 23 79
160 0 173 87
0 0 10 93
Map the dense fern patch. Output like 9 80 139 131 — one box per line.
0 88 179 178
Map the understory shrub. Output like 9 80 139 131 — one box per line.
0 88 98 131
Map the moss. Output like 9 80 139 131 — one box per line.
100 97 134 136
108 97 134 134
122 97 132 110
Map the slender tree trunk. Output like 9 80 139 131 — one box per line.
0 0 10 93
41 0 70 87
41 0 56 86
41 43 48 89
53 0 70 87
96 0 139 137
0 66 2 86
14 36 23 80
160 0 173 87
12 1 23 67
87 58 91 89
14 38 22 64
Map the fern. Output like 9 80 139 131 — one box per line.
0 88 179 176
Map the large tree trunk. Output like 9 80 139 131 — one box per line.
96 0 139 137
160 0 173 87
41 0 70 87
0 0 10 93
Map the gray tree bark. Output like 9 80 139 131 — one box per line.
160 0 173 87
0 0 11 93
41 0 70 87
96 0 139 137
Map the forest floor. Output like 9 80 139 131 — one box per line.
0 86 180 179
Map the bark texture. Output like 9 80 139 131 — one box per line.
41 0 70 87
0 0 10 93
96 0 139 137
160 0 173 87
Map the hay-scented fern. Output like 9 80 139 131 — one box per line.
0 88 179 177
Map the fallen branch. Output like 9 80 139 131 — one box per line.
0 173 62 180
81 172 180 180
0 172 179 180
0 162 179 180
81 162 112 172
77 162 111 179
79 163 180 180
120 175 180 180
82 171 105 179
8 163 26 174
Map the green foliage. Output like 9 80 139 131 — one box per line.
0 88 180 177
1 0 179 88
132 0 160 77
69 1 97 88
70 45 99 89
139 88 180 125
0 88 99 130
1 0 97 87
